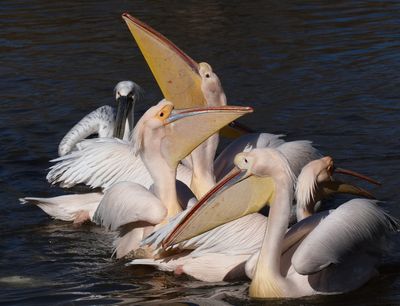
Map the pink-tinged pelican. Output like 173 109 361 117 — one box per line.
58 80 143 156
162 148 397 297
92 100 253 258
21 101 251 227
128 154 380 282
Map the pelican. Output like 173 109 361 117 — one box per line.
159 148 397 297
92 100 253 258
128 154 380 282
58 80 142 156
21 101 250 225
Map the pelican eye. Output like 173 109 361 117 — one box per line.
159 112 164 117
244 158 248 163
205 73 210 78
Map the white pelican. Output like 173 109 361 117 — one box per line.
58 80 142 156
128 154 380 282
21 100 251 225
163 148 397 297
92 100 253 258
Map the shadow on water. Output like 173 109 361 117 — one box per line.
1 0 400 305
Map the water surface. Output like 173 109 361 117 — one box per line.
1 1 400 305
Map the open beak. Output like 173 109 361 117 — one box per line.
122 13 252 138
320 166 381 199
162 106 253 168
162 166 273 248
113 95 133 139
122 13 205 109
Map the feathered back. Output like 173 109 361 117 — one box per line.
277 140 321 177
292 199 399 275
295 159 320 213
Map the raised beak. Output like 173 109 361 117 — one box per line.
162 166 273 248
122 13 253 138
162 106 253 168
320 166 380 199
122 13 205 109
113 95 133 139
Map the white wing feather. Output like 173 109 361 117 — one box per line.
58 105 116 156
93 181 167 231
143 213 266 258
19 193 103 222
277 140 321 176
292 199 398 275
49 138 150 190
48 138 192 190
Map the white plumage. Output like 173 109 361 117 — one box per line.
128 139 321 281
58 80 142 156
47 138 191 190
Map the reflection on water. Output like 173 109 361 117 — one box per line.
1 0 400 305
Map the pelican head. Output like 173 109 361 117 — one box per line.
295 156 380 220
198 62 227 107
113 80 143 139
234 148 296 183
132 99 253 172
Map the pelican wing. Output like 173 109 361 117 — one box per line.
276 140 321 176
292 199 398 275
58 105 115 156
47 138 152 190
48 138 192 190
20 192 103 222
144 213 266 258
93 181 167 231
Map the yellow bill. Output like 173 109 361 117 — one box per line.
163 106 253 168
122 13 205 109
162 168 274 247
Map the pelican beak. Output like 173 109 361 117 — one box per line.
122 13 204 109
122 13 253 137
114 95 134 139
162 166 273 248
162 106 253 168
320 167 380 199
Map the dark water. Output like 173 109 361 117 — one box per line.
1 0 400 305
